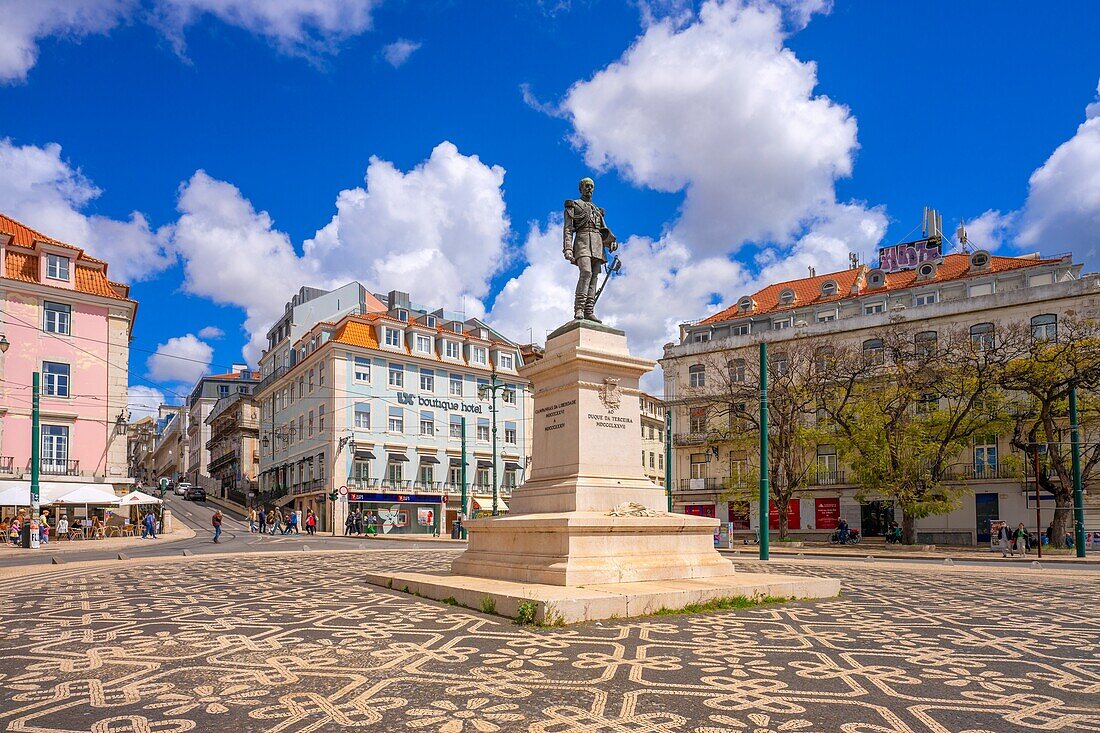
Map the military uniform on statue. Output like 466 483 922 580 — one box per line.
563 177 617 322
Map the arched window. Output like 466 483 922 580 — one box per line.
778 288 795 305
738 297 754 313
914 330 938 358
820 280 838 297
1031 314 1057 342
866 269 886 289
862 338 884 365
688 364 706 388
970 322 995 351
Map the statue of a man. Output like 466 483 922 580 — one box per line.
563 177 617 322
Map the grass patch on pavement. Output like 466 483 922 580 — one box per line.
649 595 793 617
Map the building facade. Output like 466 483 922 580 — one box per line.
185 367 258 495
255 288 531 534
0 213 136 495
661 246 1098 545
205 393 260 504
151 406 187 485
640 393 666 487
126 416 157 489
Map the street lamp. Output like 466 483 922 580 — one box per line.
115 411 128 436
0 334 9 353
478 368 514 517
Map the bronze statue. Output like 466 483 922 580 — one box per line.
563 177 617 322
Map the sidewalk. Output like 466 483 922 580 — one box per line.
719 537 1100 563
0 524 197 555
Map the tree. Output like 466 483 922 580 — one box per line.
679 342 824 539
815 323 1010 544
1001 317 1100 546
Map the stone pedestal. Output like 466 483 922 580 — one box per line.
450 320 733 586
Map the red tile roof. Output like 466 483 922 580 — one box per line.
700 252 1061 325
0 212 132 302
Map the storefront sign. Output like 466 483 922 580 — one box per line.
727 502 750 530
396 392 484 413
814 498 840 530
348 492 443 504
768 499 800 530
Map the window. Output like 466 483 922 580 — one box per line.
1031 314 1057 342
771 353 789 377
503 469 518 490
415 334 432 353
308 368 314 392
420 369 435 392
318 363 325 386
862 338 884 365
864 302 886 315
917 393 938 413
914 291 938 306
503 384 517 405
420 410 435 436
449 414 463 438
778 288 795 305
970 323 995 351
449 373 463 396
418 464 434 485
308 410 314 437
318 404 325 431
737 297 754 312
814 347 833 373
297 416 304 442
772 318 792 330
648 451 655 469
504 421 517 444
477 418 490 442
354 356 370 382
42 425 69 469
218 385 230 398
691 331 711 343
969 282 995 298
471 346 487 365
820 280 838 296
43 301 71 335
732 323 750 336
816 311 837 323
688 364 705 388
46 254 70 281
689 406 707 433
974 438 998 477
239 386 250 395
690 453 708 479
658 454 664 471
914 331 938 358
498 352 514 370
388 364 404 388
352 458 370 481
970 251 991 268
728 359 745 383
388 407 404 433
445 340 461 359
384 328 401 348
298 377 304 398
476 467 491 488
866 270 886 288
816 445 838 483
424 315 437 328
42 362 70 397
396 309 409 322
387 461 404 484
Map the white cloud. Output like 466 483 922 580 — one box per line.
0 0 132 83
128 385 166 420
755 202 887 284
381 38 421 68
171 142 509 363
1016 79 1100 267
961 209 1016 253
0 138 173 281
197 325 225 339
146 333 213 384
561 0 858 256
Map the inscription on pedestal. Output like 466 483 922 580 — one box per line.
587 413 634 430
537 399 576 432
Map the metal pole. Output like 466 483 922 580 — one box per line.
30 371 40 550
491 375 499 517
1069 386 1086 557
665 406 672 512
460 416 468 539
758 342 769 561
1032 444 1043 559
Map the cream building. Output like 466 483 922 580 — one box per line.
640 392 666 488
661 245 1099 545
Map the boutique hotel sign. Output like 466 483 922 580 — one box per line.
395 393 485 413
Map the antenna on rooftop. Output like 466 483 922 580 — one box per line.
808 266 816 277
848 252 860 269
955 221 972 252
923 207 943 242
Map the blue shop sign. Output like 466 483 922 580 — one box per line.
348 492 441 503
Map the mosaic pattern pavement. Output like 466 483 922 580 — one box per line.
1 551 1098 732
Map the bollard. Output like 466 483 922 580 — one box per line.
51 556 64 564
302 545 311 552
943 558 953 566
117 553 129 561
182 549 193 556
1031 561 1042 570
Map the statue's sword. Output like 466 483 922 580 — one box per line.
592 254 622 307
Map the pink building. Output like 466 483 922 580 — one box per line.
0 213 136 494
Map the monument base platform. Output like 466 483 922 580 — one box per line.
450 511 736 586
364 568 840 625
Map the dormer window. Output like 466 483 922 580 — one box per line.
498 352 514 370
396 309 409 322
424 315 437 328
737 296 754 313
778 288 795 306
46 254 70 281
820 280 838 297
453 323 463 334
866 269 886 289
384 327 402 348
969 250 991 271
471 346 488 365
916 262 937 280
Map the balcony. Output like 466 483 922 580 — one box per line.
673 432 708 447
28 459 80 476
808 470 846 486
677 477 727 492
255 365 288 395
0 456 14 474
207 450 237 473
950 465 1019 481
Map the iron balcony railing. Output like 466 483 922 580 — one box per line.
953 464 1019 481
30 459 80 476
0 456 14 473
677 477 726 491
255 365 288 395
808 470 846 486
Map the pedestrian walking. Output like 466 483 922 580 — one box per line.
344 512 355 536
269 511 282 536
305 509 316 536
57 516 69 540
1013 522 1029 557
287 510 299 534
248 508 257 533
258 507 267 535
212 510 223 543
996 521 1014 557
354 509 363 536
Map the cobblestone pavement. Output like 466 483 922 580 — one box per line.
1 551 1097 733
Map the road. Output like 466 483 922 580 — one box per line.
0 492 459 569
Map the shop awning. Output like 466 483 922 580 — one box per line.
51 486 121 505
477 459 493 469
354 450 376 460
473 495 509 513
388 453 409 462
118 490 163 506
504 462 523 471
0 482 103 506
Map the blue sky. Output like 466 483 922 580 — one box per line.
1 0 1098 409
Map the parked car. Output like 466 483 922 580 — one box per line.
184 486 206 502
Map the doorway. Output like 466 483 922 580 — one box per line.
860 500 895 536
975 492 999 544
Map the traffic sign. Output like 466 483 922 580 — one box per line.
442 494 449 504
338 485 349 496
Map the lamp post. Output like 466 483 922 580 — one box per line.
1069 386 1086 557
758 342 770 561
478 369 514 517
28 371 40 549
